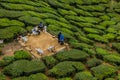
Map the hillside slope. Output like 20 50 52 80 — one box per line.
0 0 120 80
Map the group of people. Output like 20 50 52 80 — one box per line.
32 22 47 35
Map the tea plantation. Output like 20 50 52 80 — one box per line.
0 0 120 80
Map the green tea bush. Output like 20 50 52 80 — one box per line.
106 27 117 33
83 27 102 34
104 54 120 65
26 26 34 32
3 59 46 77
58 8 77 16
12 73 48 80
0 0 48 7
0 56 15 67
82 48 96 56
112 43 120 52
14 50 32 60
57 77 72 80
87 34 108 43
96 47 109 58
46 0 63 8
65 15 86 22
0 18 24 28
74 71 97 80
55 49 89 61
42 56 58 68
0 26 26 41
82 0 109 4
70 20 95 28
86 58 102 68
100 15 110 20
92 12 104 17
77 5 105 12
75 32 93 44
36 7 58 15
95 25 106 30
45 19 72 29
59 0 83 5
91 64 117 80
103 33 116 41
111 15 120 23
0 9 25 18
48 61 85 77
105 78 115 80
0 72 6 80
0 3 35 11
117 36 120 41
100 21 116 28
18 16 42 25
72 8 93 16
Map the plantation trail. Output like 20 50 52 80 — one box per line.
19 32 68 58
0 41 22 60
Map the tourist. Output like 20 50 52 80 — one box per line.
59 33 64 45
43 25 47 33
58 32 62 42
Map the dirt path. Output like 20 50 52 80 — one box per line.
0 41 22 60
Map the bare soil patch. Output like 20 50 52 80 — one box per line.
19 32 67 58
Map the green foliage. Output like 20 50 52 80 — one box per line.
103 33 116 41
0 26 26 40
117 36 120 41
48 61 85 77
45 19 72 29
104 54 120 65
14 50 32 60
0 9 25 18
70 20 95 28
87 58 102 68
0 18 24 28
91 64 117 80
18 16 42 25
72 8 93 16
100 21 116 28
105 78 115 80
74 71 97 80
57 77 72 80
0 3 35 11
12 73 48 80
106 27 117 33
112 43 120 52
96 47 109 57
100 15 110 20
87 34 108 43
83 27 102 34
82 48 96 56
75 32 93 44
0 56 15 67
42 56 58 68
92 12 104 17
0 72 6 80
58 8 77 16
26 26 34 32
3 59 46 77
55 49 89 61
77 5 105 12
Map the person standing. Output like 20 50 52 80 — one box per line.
60 33 64 45
58 32 62 42
43 26 47 33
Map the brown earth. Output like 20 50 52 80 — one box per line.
0 41 22 60
19 32 68 58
